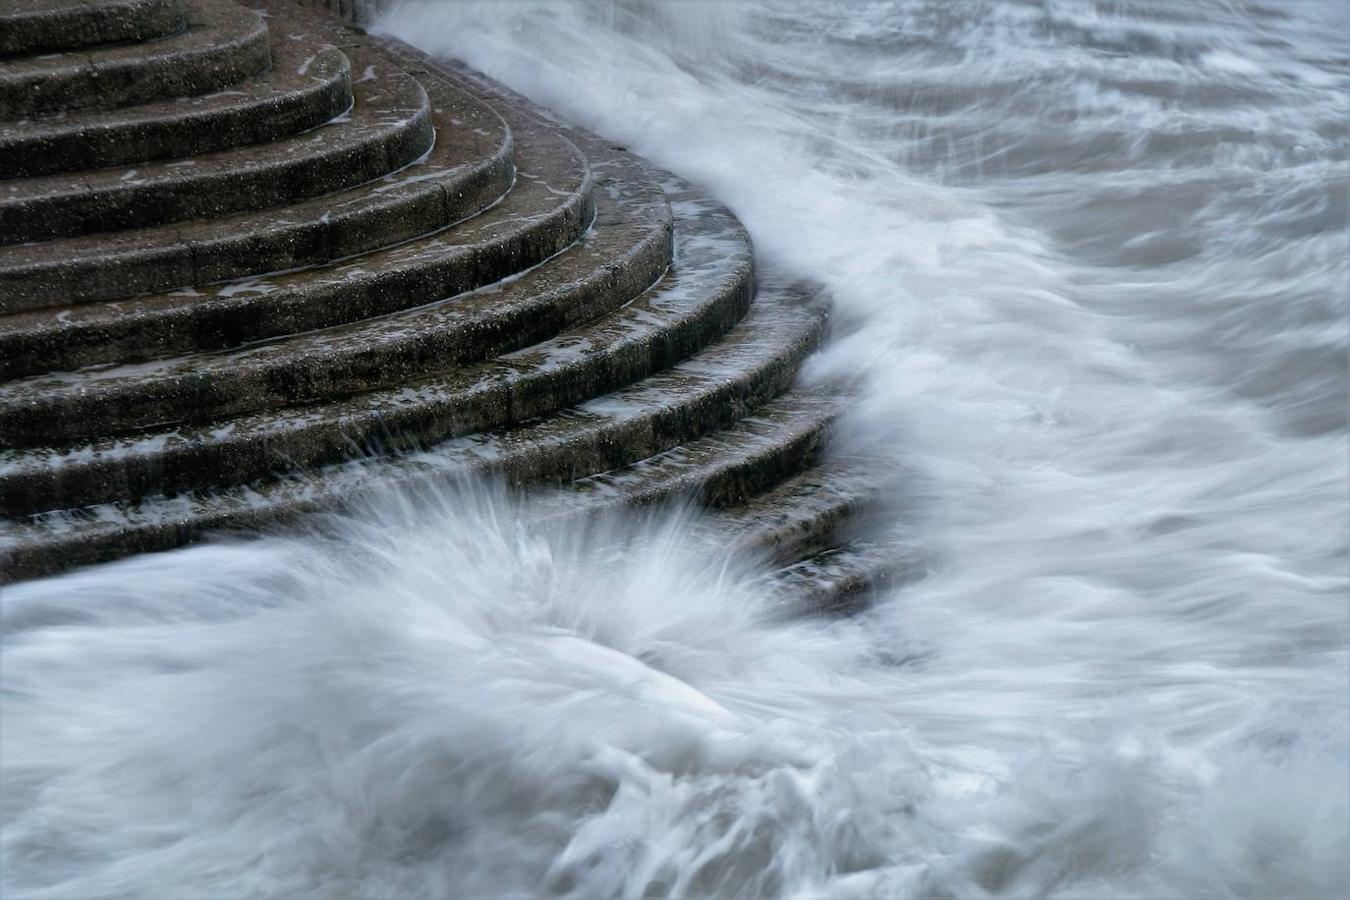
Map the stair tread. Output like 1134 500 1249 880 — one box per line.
0 53 510 311
0 181 763 512
0 0 270 118
757 538 917 616
0 151 682 445
0 339 833 582
707 450 889 561
538 389 844 519
0 0 183 57
0 26 352 178
0 285 823 545
0 51 433 242
0 98 593 376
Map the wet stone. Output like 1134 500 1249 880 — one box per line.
0 0 875 607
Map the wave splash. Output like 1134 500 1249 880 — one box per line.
4 480 1345 898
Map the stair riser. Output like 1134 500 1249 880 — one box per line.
774 566 903 618
0 218 669 447
726 481 880 567
0 85 433 243
1 401 829 585
0 0 184 57
0 236 742 514
0 186 596 378
582 418 836 519
0 146 513 314
0 49 353 178
0 72 514 312
0 7 271 118
0 298 821 579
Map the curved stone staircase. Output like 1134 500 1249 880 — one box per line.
0 0 907 607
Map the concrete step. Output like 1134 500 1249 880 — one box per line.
0 53 433 243
0 61 510 312
0 286 826 579
0 155 680 447
757 539 917 617
0 0 183 57
0 187 745 512
0 0 270 118
0 114 592 378
534 390 845 522
0 31 352 178
706 452 890 566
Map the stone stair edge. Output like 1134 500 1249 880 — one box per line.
0 118 593 378
0 160 677 448
0 211 755 515
0 379 839 585
0 60 512 312
0 0 185 58
0 32 353 179
0 0 271 118
0 56 434 243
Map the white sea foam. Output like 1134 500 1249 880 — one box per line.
3 1 1347 896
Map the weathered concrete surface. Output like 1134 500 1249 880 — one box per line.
0 0 183 57
0 38 351 178
0 0 892 608
0 167 673 445
0 58 431 242
0 0 271 117
0 71 510 310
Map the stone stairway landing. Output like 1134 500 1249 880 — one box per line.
0 0 898 612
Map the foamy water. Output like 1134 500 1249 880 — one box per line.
3 1 1347 896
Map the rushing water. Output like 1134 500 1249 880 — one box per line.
4 1 1348 897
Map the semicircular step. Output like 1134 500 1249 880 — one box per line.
0 32 353 179
702 452 891 564
757 539 920 617
527 389 849 524
0 0 183 57
0 155 685 446
0 0 270 118
0 58 512 311
0 111 593 377
0 285 827 580
0 182 749 512
0 52 433 243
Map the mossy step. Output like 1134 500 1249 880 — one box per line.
0 53 432 243
0 286 827 580
0 31 351 178
0 184 753 511
0 0 183 57
0 152 677 446
0 112 592 377
0 60 510 312
0 0 269 118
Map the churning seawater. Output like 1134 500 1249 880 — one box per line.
3 1 1347 896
